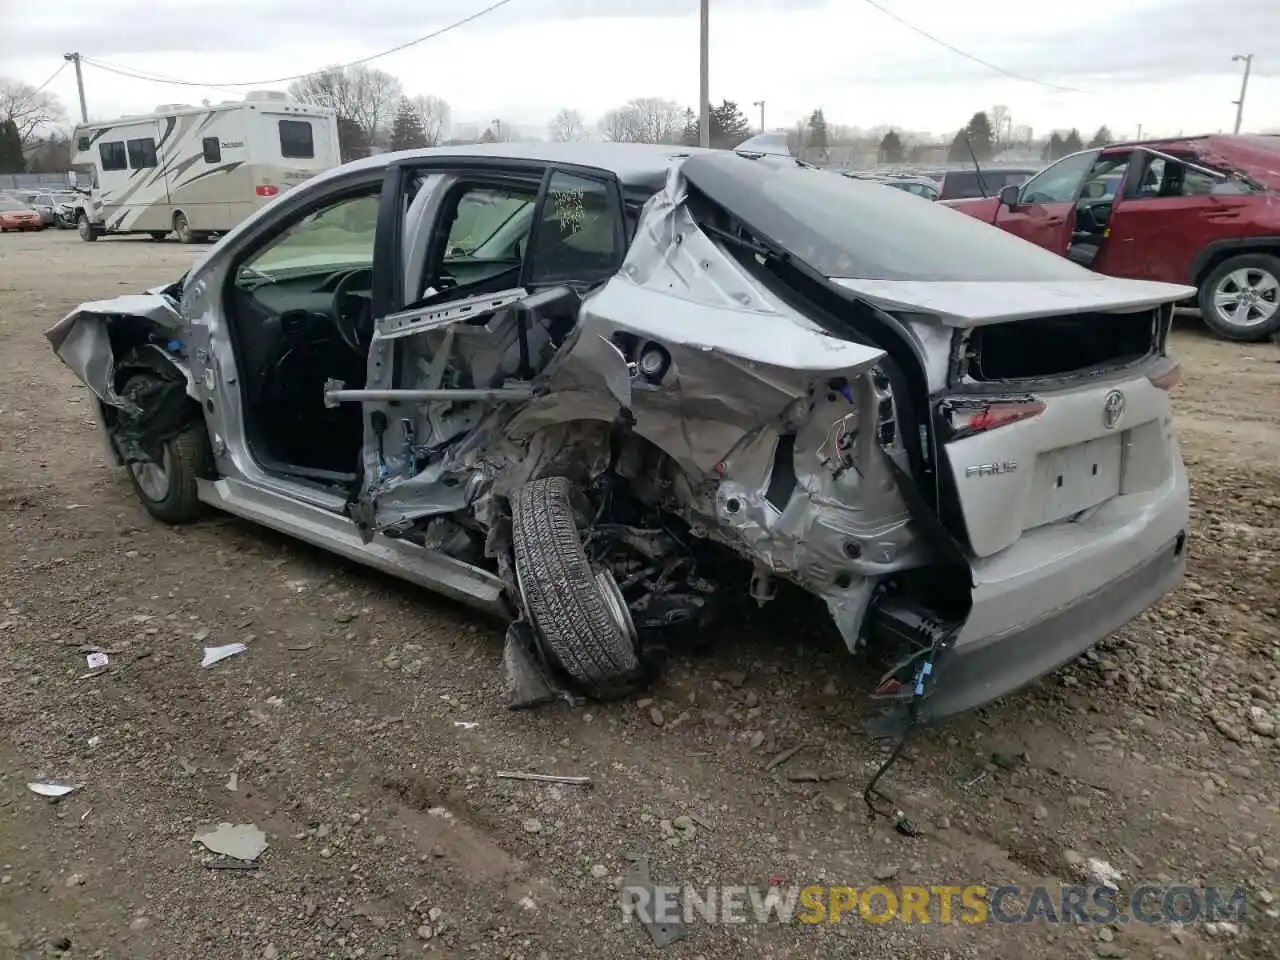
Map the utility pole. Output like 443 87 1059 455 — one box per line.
1136 123 1143 140
64 52 88 123
1232 53 1253 134
752 100 765 133
698 0 710 148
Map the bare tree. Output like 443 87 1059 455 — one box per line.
598 97 683 144
988 105 1010 148
549 108 586 142
0 78 66 150
288 65 402 146
408 94 450 146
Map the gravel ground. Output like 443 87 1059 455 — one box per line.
1 229 1278 960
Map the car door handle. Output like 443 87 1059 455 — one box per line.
1044 217 1064 225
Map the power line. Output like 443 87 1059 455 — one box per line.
32 61 67 93
856 0 1092 94
79 0 516 90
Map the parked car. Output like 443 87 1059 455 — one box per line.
47 142 1191 722
846 172 940 201
943 135 1280 341
0 196 44 231
23 191 59 226
936 167 1038 201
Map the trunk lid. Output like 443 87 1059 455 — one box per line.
832 277 1187 558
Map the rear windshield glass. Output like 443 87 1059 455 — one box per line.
682 154 1090 282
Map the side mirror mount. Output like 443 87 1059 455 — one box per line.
998 184 1021 208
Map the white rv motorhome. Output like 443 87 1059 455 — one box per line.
68 92 340 243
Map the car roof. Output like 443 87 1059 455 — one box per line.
943 167 1037 176
330 141 715 190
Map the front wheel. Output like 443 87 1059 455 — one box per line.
119 373 212 524
77 214 98 242
1198 253 1280 341
510 476 640 688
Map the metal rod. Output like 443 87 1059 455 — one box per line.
1232 53 1253 134
325 387 534 407
698 0 710 148
496 771 592 786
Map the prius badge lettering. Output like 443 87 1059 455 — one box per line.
965 460 1018 478
1103 390 1126 430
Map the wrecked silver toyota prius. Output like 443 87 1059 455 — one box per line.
48 141 1192 721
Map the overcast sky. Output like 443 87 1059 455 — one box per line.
2 0 1276 140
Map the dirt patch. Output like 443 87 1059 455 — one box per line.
1 230 1278 959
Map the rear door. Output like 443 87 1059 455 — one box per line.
353 160 627 533
1099 150 1257 284
992 151 1099 254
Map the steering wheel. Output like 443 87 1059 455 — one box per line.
331 268 373 355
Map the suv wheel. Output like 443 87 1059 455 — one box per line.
1199 253 1280 341
77 213 98 242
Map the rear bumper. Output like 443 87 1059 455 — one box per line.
921 456 1189 720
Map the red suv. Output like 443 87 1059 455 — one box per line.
944 135 1280 341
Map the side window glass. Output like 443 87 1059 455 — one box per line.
127 137 158 170
202 137 222 164
527 171 620 283
279 120 315 159
239 192 379 279
1020 153 1097 204
1131 155 1235 199
99 141 127 171
445 187 535 259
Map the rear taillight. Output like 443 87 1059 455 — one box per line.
256 185 279 197
1148 362 1181 391
941 397 1045 440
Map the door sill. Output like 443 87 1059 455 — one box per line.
197 477 511 619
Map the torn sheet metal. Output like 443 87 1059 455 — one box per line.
201 643 247 667
622 854 686 948
27 782 80 798
45 293 184 410
192 822 268 861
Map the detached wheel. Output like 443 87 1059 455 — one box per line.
119 373 212 524
174 212 197 244
77 213 98 242
510 476 640 687
1199 253 1280 341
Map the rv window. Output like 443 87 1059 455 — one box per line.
127 137 158 169
77 136 90 151
99 141 127 171
279 120 314 159
202 137 222 164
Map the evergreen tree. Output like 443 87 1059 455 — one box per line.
947 130 971 163
388 97 428 151
1062 128 1085 154
711 100 752 149
964 111 995 160
878 129 905 164
807 108 829 153
1088 125 1113 148
0 120 24 174
680 108 699 146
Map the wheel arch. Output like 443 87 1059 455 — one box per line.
1190 237 1280 285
